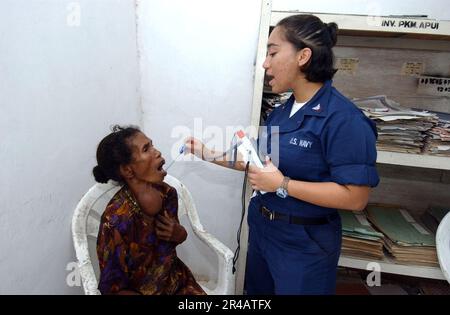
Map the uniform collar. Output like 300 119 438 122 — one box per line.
271 80 332 133
297 80 331 118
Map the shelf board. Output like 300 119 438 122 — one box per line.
271 11 450 40
377 150 450 170
338 255 446 280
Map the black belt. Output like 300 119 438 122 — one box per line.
260 206 336 225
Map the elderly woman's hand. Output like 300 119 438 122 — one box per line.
247 157 284 192
156 211 187 244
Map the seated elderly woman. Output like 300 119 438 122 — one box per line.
92 125 205 295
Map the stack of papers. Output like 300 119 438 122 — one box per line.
339 210 385 260
421 110 450 157
366 204 438 267
353 96 439 154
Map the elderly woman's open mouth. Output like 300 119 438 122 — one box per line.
157 159 167 175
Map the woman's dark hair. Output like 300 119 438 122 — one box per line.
276 14 338 82
92 125 141 184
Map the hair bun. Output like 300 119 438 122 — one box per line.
326 22 338 47
93 165 109 183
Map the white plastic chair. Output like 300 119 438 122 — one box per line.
436 212 450 284
71 174 235 295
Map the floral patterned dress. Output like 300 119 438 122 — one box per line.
96 183 205 295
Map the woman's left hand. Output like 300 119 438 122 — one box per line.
247 157 284 192
156 212 187 244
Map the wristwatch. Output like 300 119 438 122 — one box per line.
276 176 290 199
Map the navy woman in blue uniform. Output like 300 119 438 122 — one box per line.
185 14 379 295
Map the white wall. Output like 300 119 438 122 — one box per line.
2 0 447 294
136 0 262 284
273 0 450 21
0 0 140 294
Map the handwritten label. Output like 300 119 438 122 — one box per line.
381 19 439 31
336 58 359 75
417 76 450 96
401 62 424 76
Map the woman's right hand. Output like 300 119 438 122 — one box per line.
184 137 210 160
184 136 246 171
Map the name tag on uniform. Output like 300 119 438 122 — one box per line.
289 137 313 149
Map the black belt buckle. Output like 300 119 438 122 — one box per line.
260 205 333 225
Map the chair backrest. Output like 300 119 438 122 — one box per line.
71 174 234 295
72 181 121 295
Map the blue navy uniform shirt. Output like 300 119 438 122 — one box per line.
253 80 380 218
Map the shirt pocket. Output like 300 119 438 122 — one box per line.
278 132 326 178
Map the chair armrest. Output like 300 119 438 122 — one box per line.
164 175 236 294
178 186 234 261
191 229 234 263
178 187 235 294
190 227 235 295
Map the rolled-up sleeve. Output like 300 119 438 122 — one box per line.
321 113 379 187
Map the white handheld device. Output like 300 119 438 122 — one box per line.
235 130 266 195
236 130 264 168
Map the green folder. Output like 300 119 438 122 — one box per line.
339 210 384 240
366 205 435 247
